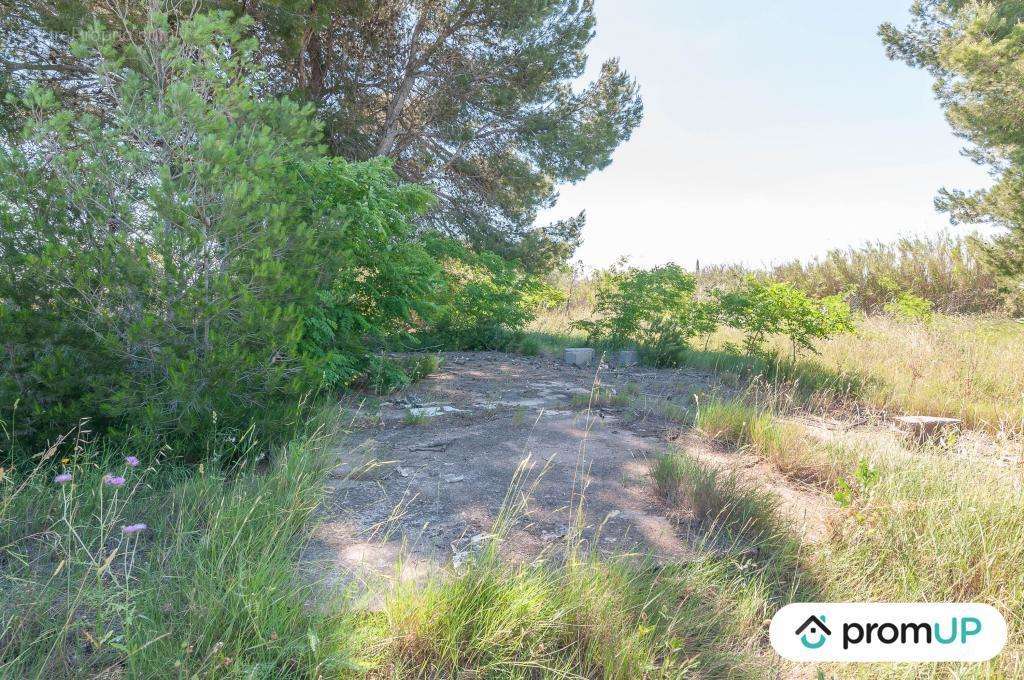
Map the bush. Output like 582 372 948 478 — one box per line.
717 278 854 360
883 291 935 322
0 12 437 462
422 237 562 350
573 264 719 366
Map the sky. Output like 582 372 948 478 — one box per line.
541 0 995 270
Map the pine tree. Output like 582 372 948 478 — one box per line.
882 1 1024 285
2 0 644 271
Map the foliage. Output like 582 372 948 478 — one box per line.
421 237 562 350
358 353 442 396
833 457 880 508
883 290 935 322
881 2 1024 288
717 278 854 360
573 264 719 366
2 0 644 273
0 11 435 461
295 160 439 391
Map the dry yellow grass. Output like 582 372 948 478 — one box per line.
810 315 1024 434
533 308 1024 435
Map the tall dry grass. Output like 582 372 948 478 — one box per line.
811 315 1024 434
705 232 1018 314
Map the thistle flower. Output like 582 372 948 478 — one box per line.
122 523 147 534
54 472 72 484
103 474 126 487
125 456 140 467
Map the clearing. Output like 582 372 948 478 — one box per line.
302 351 834 605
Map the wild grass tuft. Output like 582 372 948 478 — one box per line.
0 413 356 678
694 397 767 447
653 451 785 547
359 538 797 678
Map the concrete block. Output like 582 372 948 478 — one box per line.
894 415 962 444
615 349 640 367
564 347 595 367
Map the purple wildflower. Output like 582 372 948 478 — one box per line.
54 473 72 484
103 474 126 487
122 523 147 534
125 456 140 468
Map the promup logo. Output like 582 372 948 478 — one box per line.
770 603 1006 663
795 615 831 649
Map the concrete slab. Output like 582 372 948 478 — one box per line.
894 415 962 444
615 349 640 367
564 347 595 367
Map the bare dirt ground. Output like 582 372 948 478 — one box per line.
301 351 831 605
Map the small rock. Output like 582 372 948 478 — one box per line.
409 405 470 418
469 532 494 545
396 466 411 478
442 474 465 483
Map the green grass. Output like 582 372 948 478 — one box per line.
815 432 1024 677
0 412 360 678
354 449 817 678
694 397 769 446
653 451 790 548
402 410 431 426
356 547 777 678
694 395 845 488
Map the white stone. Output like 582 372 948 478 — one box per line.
564 347 595 367
408 405 469 418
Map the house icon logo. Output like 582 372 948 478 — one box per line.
795 614 831 649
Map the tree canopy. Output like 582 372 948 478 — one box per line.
1 0 643 271
881 1 1024 283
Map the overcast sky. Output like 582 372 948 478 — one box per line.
541 0 994 270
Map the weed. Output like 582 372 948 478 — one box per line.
695 397 767 446
0 413 356 678
402 411 430 426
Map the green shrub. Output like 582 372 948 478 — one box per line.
573 264 719 366
717 278 854 360
883 291 935 322
0 12 437 462
422 237 562 350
